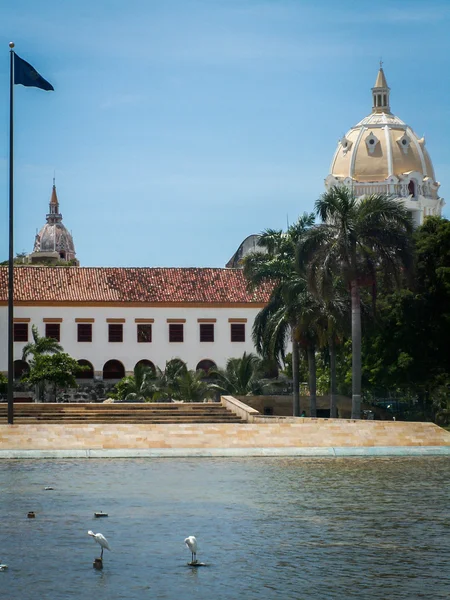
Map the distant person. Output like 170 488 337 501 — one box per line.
300 411 306 417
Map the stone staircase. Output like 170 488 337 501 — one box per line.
0 402 244 424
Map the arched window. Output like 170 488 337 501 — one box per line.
135 359 156 375
14 360 29 380
196 359 217 374
408 180 416 197
77 359 94 379
103 360 125 380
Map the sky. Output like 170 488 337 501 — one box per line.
1 0 450 267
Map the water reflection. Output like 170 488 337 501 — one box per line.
0 457 448 599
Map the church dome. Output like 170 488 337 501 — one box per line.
32 183 78 263
326 67 444 225
330 112 436 187
36 222 76 256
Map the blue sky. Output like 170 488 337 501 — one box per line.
1 0 449 267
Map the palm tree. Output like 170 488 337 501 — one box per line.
317 291 349 418
172 369 219 403
251 277 322 416
156 359 188 401
116 363 158 402
209 352 266 396
243 214 318 415
22 324 63 361
297 187 414 419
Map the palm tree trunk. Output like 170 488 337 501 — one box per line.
307 344 317 417
329 337 337 418
292 338 300 416
350 280 362 419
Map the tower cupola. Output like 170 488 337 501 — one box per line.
371 64 391 114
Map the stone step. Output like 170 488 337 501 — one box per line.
0 411 236 418
0 403 230 413
0 407 232 413
14 416 241 425
9 411 237 418
0 402 244 424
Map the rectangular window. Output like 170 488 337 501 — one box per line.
109 324 123 343
169 323 184 342
13 323 28 342
230 323 245 342
45 323 60 342
137 324 152 343
200 323 214 342
77 323 92 342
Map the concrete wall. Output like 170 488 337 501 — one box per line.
238 395 354 418
0 305 262 375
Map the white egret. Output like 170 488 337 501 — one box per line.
185 536 198 563
88 530 111 558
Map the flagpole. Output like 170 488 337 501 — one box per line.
7 42 15 425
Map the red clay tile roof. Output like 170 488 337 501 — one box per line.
0 267 271 304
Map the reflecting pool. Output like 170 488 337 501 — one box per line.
0 457 449 600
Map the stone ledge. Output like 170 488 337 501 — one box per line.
0 446 449 459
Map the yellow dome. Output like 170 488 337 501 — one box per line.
330 111 436 185
325 67 444 226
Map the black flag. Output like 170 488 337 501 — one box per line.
14 53 54 91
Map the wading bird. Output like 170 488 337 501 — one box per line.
185 536 198 563
88 530 111 558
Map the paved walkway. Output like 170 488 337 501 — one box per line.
0 419 449 458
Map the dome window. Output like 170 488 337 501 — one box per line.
397 133 410 154
340 136 352 155
365 133 379 154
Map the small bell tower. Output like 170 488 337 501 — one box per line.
372 62 391 114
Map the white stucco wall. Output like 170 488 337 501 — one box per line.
0 305 263 375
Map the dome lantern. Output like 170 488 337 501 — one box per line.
372 63 391 114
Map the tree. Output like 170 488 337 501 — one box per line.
22 324 63 361
209 353 266 396
319 287 349 418
155 359 188 401
360 216 450 416
22 324 64 401
243 214 317 415
24 353 86 396
114 363 158 402
298 187 414 419
171 369 219 402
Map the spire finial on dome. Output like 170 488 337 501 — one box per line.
50 183 58 205
47 180 62 223
372 63 390 114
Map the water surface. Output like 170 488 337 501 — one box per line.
0 457 449 599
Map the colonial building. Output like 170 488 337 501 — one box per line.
326 66 444 225
0 267 270 380
28 182 78 264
